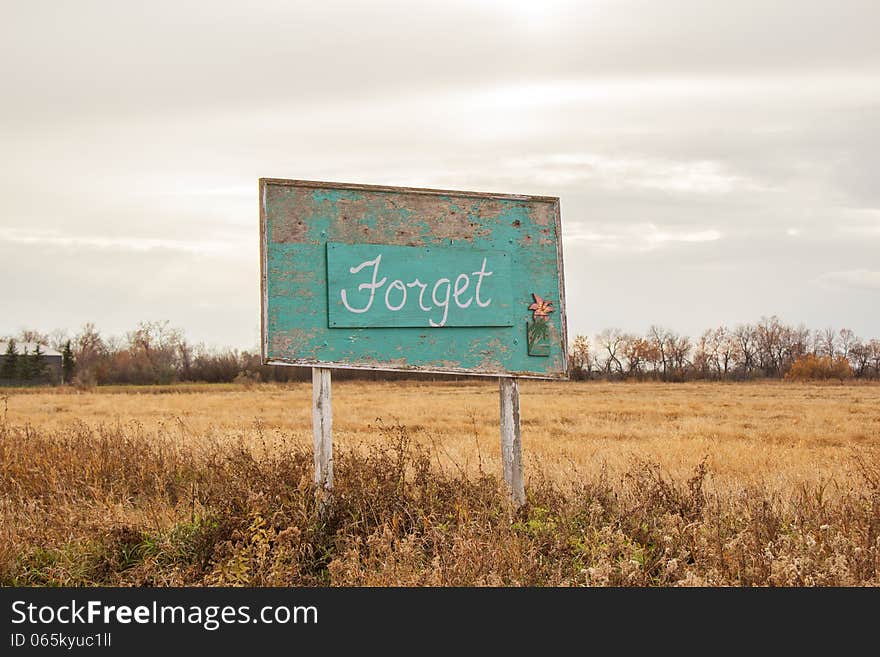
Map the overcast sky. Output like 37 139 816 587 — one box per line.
2 0 878 349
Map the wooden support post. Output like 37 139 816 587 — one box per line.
312 367 333 507
499 376 525 508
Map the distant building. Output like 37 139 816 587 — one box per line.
0 341 63 385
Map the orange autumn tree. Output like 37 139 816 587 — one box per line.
785 354 853 381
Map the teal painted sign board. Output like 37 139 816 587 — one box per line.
260 179 568 379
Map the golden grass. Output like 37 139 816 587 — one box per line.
6 380 879 494
2 380 878 586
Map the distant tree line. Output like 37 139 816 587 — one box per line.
2 321 432 387
570 316 880 381
1 322 304 387
4 316 879 386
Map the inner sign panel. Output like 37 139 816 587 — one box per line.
326 242 513 328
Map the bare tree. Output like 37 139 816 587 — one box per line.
755 316 786 376
74 322 106 383
694 329 718 379
815 327 837 359
666 332 692 379
178 339 193 381
596 329 626 377
849 339 871 378
125 320 184 384
869 339 880 379
17 329 49 345
838 328 857 361
786 325 811 366
648 325 670 380
733 324 756 377
716 326 737 378
48 328 70 351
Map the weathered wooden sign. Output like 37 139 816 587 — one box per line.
261 178 567 508
260 179 568 378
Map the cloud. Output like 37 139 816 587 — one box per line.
155 186 255 199
506 153 757 195
565 222 722 252
832 209 880 237
0 228 237 256
818 269 880 290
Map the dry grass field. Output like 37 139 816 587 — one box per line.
2 380 879 586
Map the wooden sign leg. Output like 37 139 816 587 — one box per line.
312 367 334 508
499 376 526 508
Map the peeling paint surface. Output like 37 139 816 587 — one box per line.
261 179 568 378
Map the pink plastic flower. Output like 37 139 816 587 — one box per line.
528 293 554 319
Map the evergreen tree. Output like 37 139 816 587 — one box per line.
62 340 75 384
30 344 48 381
2 339 18 379
18 346 32 380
